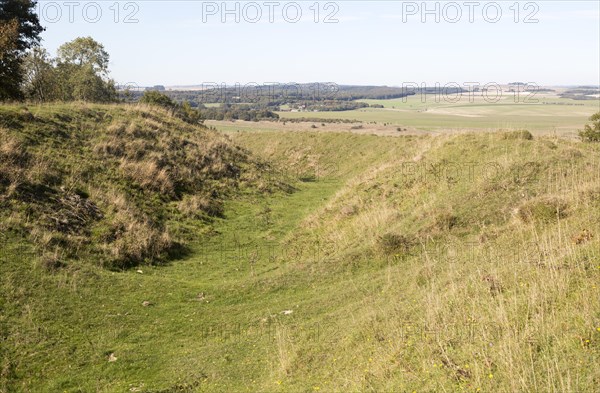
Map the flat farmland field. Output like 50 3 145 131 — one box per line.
277 93 600 135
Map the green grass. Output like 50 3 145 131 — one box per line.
2 105 600 392
1 169 345 392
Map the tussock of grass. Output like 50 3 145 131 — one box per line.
501 129 534 140
517 197 568 223
376 233 414 256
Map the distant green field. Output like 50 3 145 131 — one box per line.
277 95 600 133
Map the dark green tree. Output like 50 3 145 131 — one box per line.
0 19 20 100
0 0 44 51
140 90 177 109
181 100 201 124
0 0 44 100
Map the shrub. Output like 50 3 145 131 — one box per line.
578 112 600 142
140 90 177 109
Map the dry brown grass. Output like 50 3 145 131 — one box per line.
0 128 28 196
104 214 173 265
120 159 174 195
177 194 223 218
261 131 600 392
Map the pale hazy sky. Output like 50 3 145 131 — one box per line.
37 1 600 87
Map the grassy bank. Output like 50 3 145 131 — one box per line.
1 105 599 392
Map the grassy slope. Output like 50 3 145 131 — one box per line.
229 130 600 392
0 103 280 270
1 106 600 392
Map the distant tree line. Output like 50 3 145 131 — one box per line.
125 88 405 115
332 85 417 101
125 85 418 109
199 103 279 121
288 100 369 112
139 91 279 123
279 117 357 124
560 89 600 101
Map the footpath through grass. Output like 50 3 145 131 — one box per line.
1 169 347 392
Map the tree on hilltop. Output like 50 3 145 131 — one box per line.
0 0 44 100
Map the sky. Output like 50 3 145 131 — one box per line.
36 1 600 88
